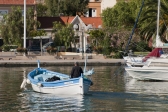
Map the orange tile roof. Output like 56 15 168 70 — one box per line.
0 0 35 5
37 16 103 29
81 17 102 28
37 17 74 29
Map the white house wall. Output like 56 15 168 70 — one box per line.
101 0 116 13
92 8 97 17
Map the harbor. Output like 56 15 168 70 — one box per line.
1 66 168 111
0 56 125 67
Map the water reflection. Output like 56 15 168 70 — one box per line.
125 74 168 111
0 66 127 112
18 91 84 112
125 78 168 95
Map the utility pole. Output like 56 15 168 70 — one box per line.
24 0 26 56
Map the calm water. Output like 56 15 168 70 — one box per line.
0 65 168 112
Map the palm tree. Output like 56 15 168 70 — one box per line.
139 0 168 44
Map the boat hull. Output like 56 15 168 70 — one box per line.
125 67 168 81
27 68 92 94
30 78 91 94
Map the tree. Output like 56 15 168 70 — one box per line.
89 29 111 54
45 0 59 16
101 0 152 54
52 22 75 51
101 1 135 29
0 7 23 47
0 6 40 47
139 0 168 44
26 8 41 38
36 3 48 17
89 29 105 47
61 0 89 16
45 0 89 16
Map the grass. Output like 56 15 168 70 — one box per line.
134 52 150 56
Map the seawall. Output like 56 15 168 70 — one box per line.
0 58 125 67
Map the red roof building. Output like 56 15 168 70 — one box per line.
0 0 35 5
37 16 103 49
0 0 36 18
37 16 102 29
80 17 102 28
37 17 75 29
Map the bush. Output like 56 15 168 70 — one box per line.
1 45 18 52
113 52 123 59
17 47 27 53
2 46 10 51
93 46 103 54
47 47 57 54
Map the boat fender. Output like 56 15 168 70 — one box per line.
20 78 27 89
36 70 38 74
26 79 31 84
37 83 43 87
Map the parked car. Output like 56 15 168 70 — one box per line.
27 45 41 51
42 42 54 52
77 45 92 53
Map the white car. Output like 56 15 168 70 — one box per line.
42 42 54 52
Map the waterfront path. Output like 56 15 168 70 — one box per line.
0 56 125 67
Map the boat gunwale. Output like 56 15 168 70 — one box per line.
27 68 92 86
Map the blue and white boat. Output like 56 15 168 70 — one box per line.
21 61 93 95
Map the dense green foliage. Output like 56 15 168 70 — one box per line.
52 22 75 51
139 0 168 45
0 7 39 47
89 29 105 53
100 0 168 58
102 0 141 29
44 0 89 16
36 3 48 17
101 0 142 53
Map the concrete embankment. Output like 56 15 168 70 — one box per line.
0 57 125 67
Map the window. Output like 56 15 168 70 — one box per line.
0 10 8 15
0 10 8 21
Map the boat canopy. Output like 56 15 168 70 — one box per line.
143 48 163 62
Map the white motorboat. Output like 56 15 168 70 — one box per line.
125 66 168 81
124 47 167 67
125 56 168 81
20 60 93 94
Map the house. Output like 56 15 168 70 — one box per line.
87 0 102 17
87 0 126 17
37 16 102 52
0 0 119 18
32 0 118 17
0 0 103 51
0 0 35 20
